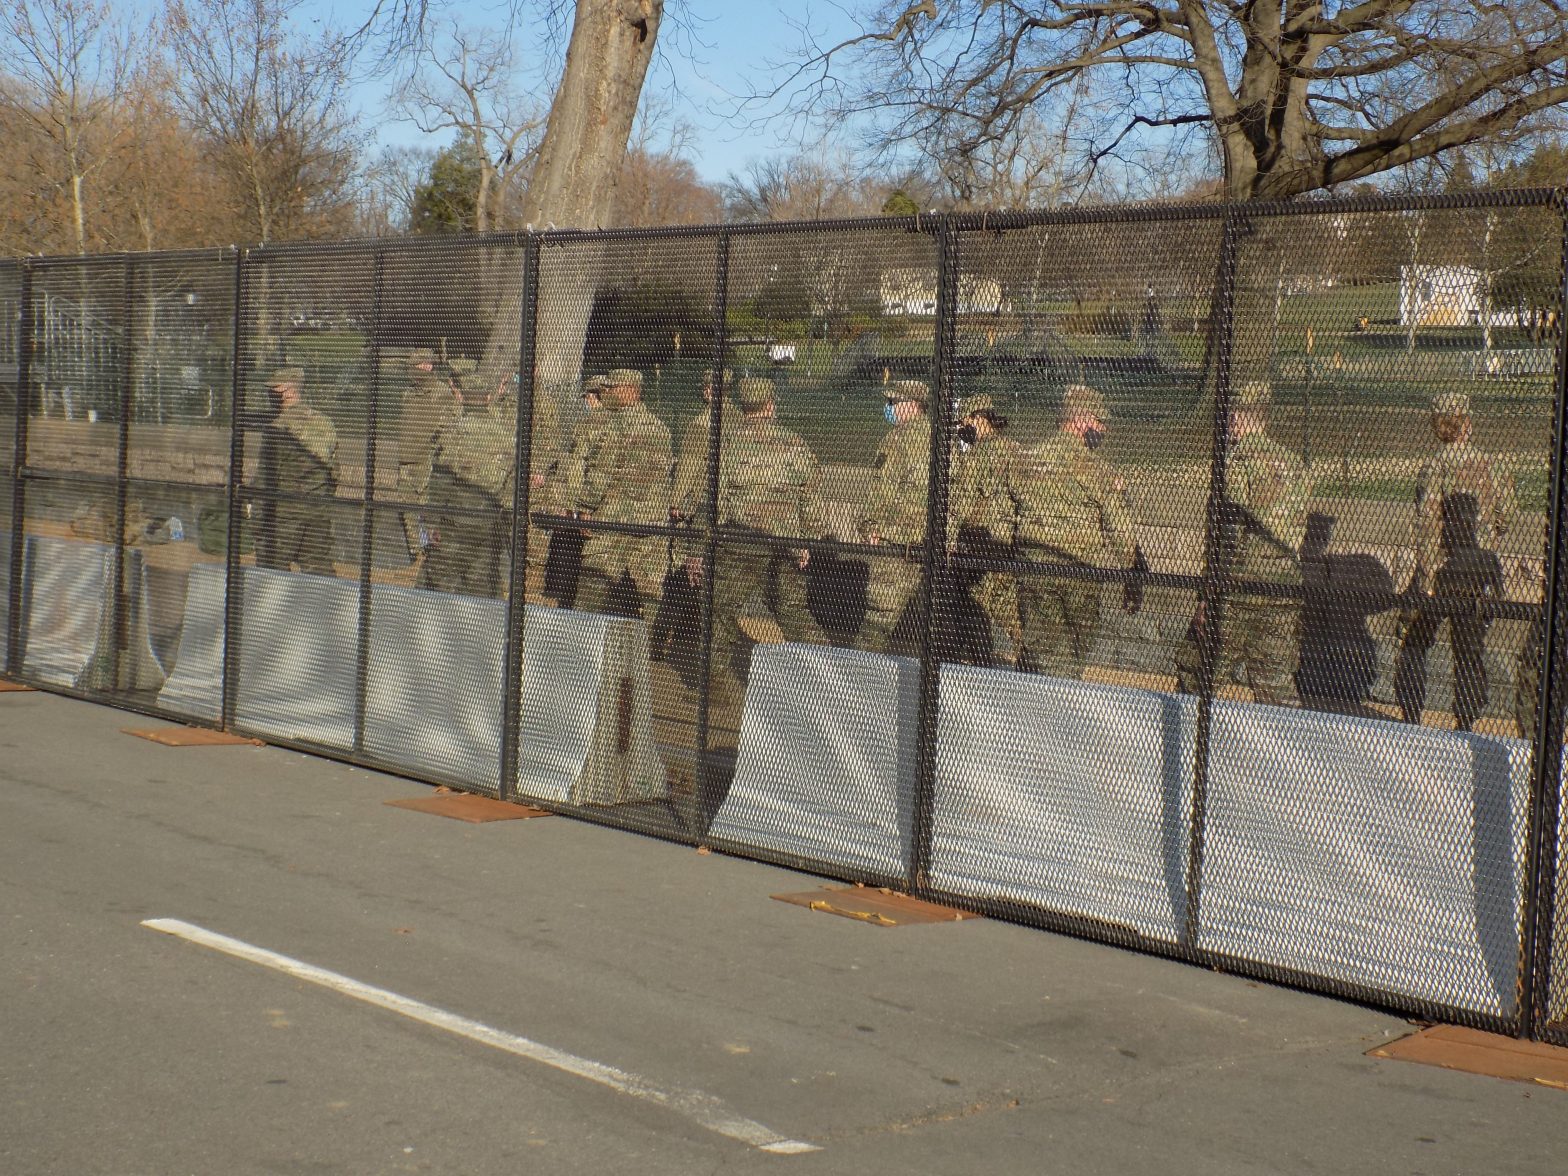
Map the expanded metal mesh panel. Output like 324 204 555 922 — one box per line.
1225 206 1555 731
928 216 1216 931
26 257 127 462
127 254 236 482
515 604 664 807
1551 769 1568 1034
711 643 920 875
228 563 362 750
102 254 242 714
223 249 370 747
699 226 938 868
933 667 1195 943
6 195 1568 1037
1 260 19 473
1201 703 1529 1015
22 259 130 695
1178 207 1559 1016
513 231 721 841
355 239 526 792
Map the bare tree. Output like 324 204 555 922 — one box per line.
721 152 888 222
771 1 1568 202
481 0 664 418
392 20 545 232
165 0 361 243
515 0 662 230
355 142 435 234
0 0 140 253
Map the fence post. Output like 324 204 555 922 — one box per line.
220 248 248 730
1184 209 1244 949
694 229 731 831
351 245 387 755
107 257 137 693
1521 196 1568 1038
6 261 33 677
910 215 960 892
500 233 542 802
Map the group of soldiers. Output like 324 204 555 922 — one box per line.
252 351 1537 735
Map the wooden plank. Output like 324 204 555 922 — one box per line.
0 680 37 692
771 886 980 927
384 792 552 823
123 727 263 747
1368 1025 1568 1090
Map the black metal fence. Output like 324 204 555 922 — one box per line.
3 189 1566 1041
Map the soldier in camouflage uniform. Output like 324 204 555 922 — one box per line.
419 364 517 597
256 366 338 576
1013 384 1136 678
949 393 1025 660
556 375 610 503
573 369 672 618
680 377 829 699
858 380 931 654
670 368 734 524
394 348 460 560
542 375 610 606
1395 391 1516 730
1175 380 1311 706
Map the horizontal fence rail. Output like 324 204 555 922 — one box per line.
3 192 1567 1041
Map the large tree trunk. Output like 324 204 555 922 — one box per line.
485 0 662 450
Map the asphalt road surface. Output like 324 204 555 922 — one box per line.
3 689 1566 1174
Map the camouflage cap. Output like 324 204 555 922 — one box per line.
735 376 776 411
1432 391 1470 417
1232 380 1272 408
581 374 607 397
603 368 644 390
266 366 304 388
1061 383 1108 421
406 347 437 367
958 394 995 419
447 357 479 377
887 379 929 405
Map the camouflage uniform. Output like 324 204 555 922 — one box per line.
516 373 562 595
1013 386 1135 678
419 370 517 598
395 349 460 557
1395 393 1516 729
539 376 611 606
858 381 932 654
256 367 338 576
670 370 734 522
1175 382 1311 706
949 394 1025 650
575 369 672 617
557 378 615 514
696 378 829 694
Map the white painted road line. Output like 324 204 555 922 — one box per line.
141 918 819 1156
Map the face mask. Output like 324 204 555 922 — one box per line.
884 402 898 425
955 423 978 448
1083 426 1105 450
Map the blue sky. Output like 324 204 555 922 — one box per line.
321 1 864 182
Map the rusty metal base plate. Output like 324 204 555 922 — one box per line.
123 727 264 747
1368 1025 1568 1090
384 793 552 823
771 886 980 927
0 680 36 692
